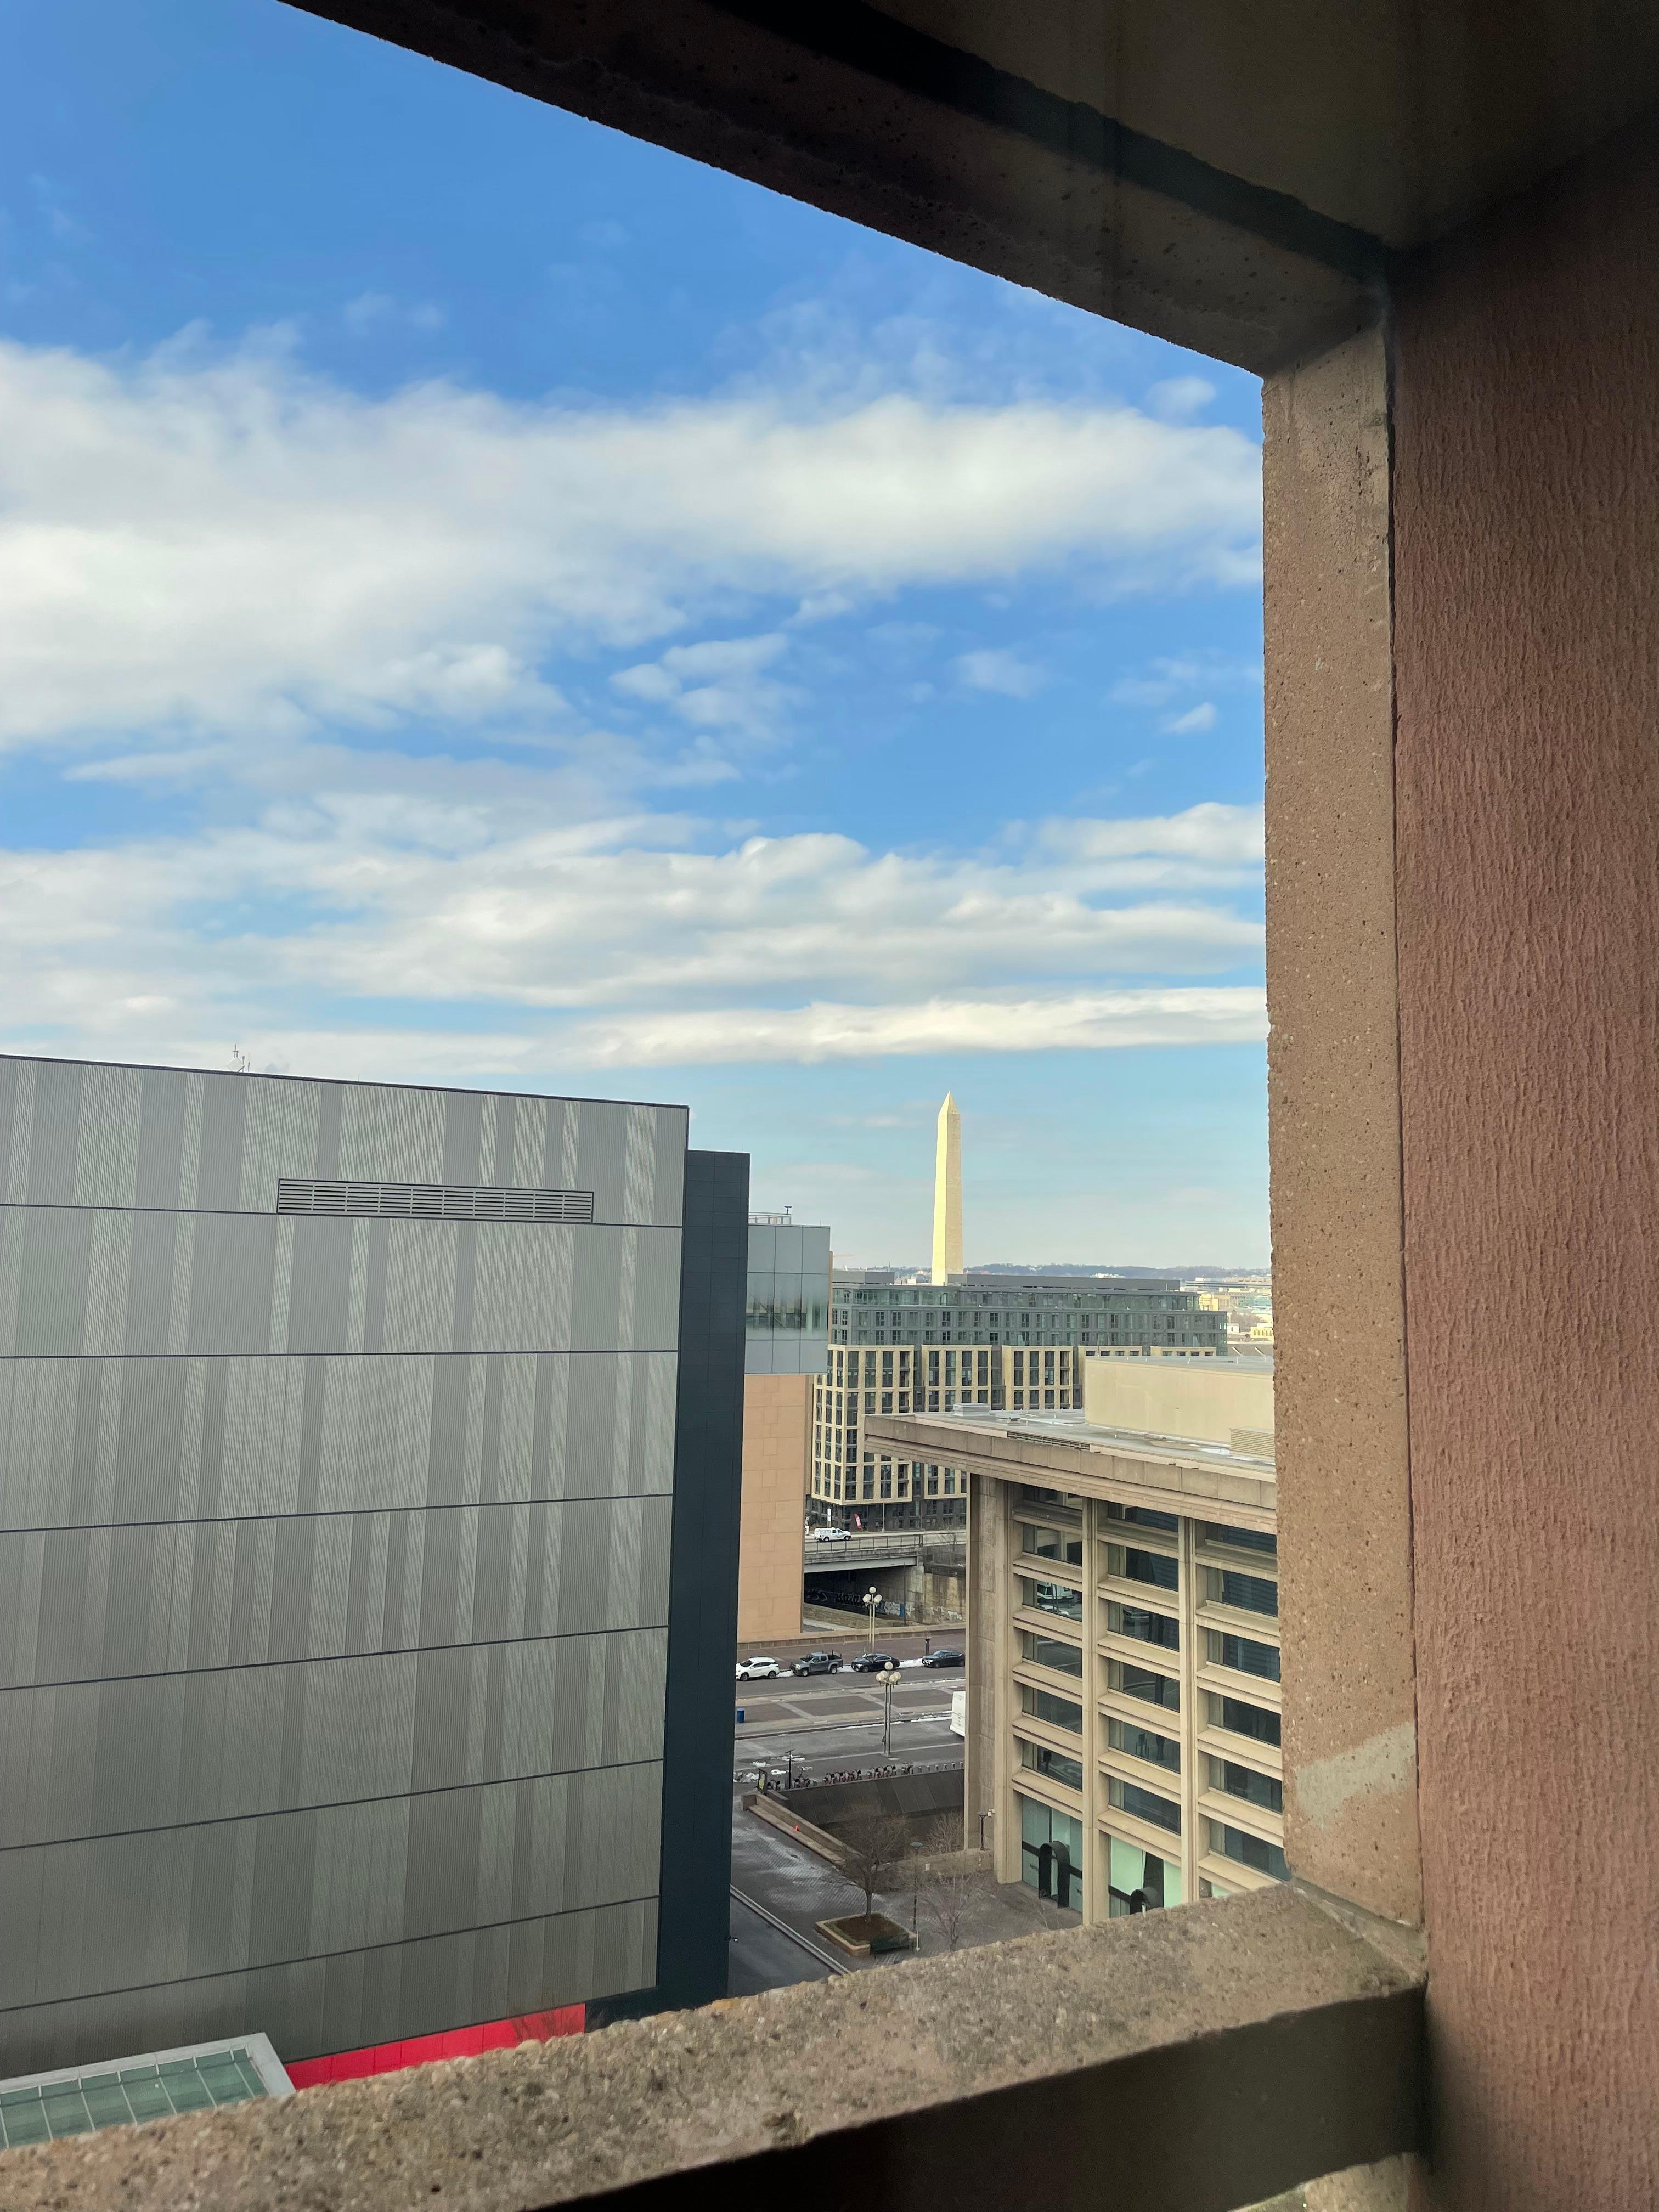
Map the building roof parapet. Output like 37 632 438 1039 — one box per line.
866 1409 1276 1528
883 1404 1276 1474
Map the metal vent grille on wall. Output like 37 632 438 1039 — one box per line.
276 1177 596 1224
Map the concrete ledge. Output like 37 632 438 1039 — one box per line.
743 1788 852 1869
0 1884 1424 2212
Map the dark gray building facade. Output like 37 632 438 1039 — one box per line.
0 1056 745 2074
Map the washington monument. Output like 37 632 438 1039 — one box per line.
931 1091 962 1283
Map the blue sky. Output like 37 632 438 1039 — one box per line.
0 0 1269 1265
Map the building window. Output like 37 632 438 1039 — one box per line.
1020 1630 1083 1677
1104 1503 1178 1532
1019 1578 1082 1622
1109 1776 1182 1835
1019 1796 1084 1906
1020 1522 1084 1566
1204 1628 1281 1681
1107 1660 1180 1711
1207 1821 1289 1881
1020 1740 1084 1792
1106 1544 1179 1592
1205 1692 1281 1746
861 1473 875 1500
1107 1835 1181 1916
879 1468 892 1498
1020 1684 1084 1734
1107 1717 1180 1773
1204 1567 1279 1618
1108 1602 1180 1651
1203 1522 1283 1557
1208 1758 1284 1814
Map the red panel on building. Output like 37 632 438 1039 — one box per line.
286 2007 584 2090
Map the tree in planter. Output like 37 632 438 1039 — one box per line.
836 1805 911 1927
917 1814 986 1953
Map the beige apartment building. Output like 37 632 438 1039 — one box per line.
810 1339 1081 1523
870 1357 1281 1917
812 1273 1226 1528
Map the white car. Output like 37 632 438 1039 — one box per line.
736 1656 781 1680
808 1525 853 1543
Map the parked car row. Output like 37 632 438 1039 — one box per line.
734 1647 963 1681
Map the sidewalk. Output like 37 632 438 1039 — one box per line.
729 1790 1079 1976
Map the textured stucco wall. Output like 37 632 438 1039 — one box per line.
1391 124 1659 2207
736 1374 812 1645
1262 327 1420 1929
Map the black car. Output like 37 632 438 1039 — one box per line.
791 1651 844 1675
849 1649 898 1673
921 1647 964 1668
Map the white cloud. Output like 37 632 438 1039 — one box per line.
1164 701 1217 733
1147 376 1216 421
1034 801 1262 871
569 988 1267 1065
0 799 1262 1071
261 808 1262 1011
954 648 1045 698
0 331 1261 755
612 634 792 740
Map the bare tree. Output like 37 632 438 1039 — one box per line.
917 1815 986 1953
836 1805 910 1923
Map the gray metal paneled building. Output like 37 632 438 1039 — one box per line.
0 1056 746 2074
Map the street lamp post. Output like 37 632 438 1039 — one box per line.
877 1661 901 1757
864 1585 880 1650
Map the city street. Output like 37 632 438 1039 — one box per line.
734 1667 962 1780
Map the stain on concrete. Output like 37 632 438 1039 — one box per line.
1294 1723 1417 1832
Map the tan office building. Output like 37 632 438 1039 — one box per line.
738 1373 816 1643
869 1357 1282 1917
